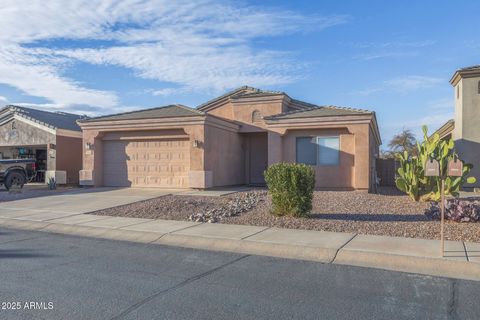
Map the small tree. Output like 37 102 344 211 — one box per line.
264 163 315 217
387 128 418 157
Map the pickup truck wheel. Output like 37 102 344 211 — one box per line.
5 172 26 190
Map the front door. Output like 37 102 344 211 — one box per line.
248 133 268 185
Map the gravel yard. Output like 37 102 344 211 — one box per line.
90 187 480 242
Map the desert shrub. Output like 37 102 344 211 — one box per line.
264 163 315 217
396 125 476 201
425 199 480 222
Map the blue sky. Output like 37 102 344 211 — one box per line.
0 0 479 147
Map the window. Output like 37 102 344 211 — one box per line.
296 136 340 166
252 110 262 123
457 85 460 99
478 81 480 94
296 137 317 165
317 137 340 165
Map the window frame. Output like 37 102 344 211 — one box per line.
295 135 341 166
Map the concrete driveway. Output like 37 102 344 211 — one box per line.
0 188 175 222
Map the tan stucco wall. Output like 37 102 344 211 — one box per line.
452 76 480 188
265 122 375 191
231 100 284 128
205 102 234 120
56 135 83 184
201 95 378 191
203 96 285 129
279 128 355 190
79 117 239 189
204 125 245 187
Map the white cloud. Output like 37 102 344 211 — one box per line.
384 76 443 92
0 46 118 108
150 87 188 97
348 40 435 61
0 0 348 113
355 51 418 61
346 40 436 49
426 98 453 110
351 75 444 96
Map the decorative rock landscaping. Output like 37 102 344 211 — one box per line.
187 191 265 223
90 187 480 242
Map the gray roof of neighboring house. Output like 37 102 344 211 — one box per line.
264 105 373 120
80 104 204 122
432 119 455 139
458 65 480 72
0 105 84 131
196 86 284 110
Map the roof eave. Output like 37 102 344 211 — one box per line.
450 69 480 85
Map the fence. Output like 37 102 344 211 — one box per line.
376 158 398 187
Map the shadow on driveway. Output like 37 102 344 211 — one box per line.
0 248 53 259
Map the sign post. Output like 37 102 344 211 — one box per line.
440 178 445 255
425 157 463 257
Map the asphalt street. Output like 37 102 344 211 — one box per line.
0 227 478 320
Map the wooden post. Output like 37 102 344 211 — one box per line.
440 178 445 256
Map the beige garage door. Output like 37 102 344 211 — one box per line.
103 138 190 188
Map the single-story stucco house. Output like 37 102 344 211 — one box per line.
78 86 381 191
0 105 83 184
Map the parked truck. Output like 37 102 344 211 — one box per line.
0 159 36 190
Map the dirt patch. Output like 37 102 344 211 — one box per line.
89 187 480 242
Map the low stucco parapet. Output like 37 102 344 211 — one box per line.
188 170 213 189
79 170 94 186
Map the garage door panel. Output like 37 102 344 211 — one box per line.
103 138 190 188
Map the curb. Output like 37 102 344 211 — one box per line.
334 250 480 281
1 217 479 281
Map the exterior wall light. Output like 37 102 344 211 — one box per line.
192 140 202 148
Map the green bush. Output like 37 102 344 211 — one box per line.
264 163 315 217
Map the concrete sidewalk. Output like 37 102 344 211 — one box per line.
0 214 479 281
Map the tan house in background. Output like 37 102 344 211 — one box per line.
0 105 83 184
434 65 480 188
78 86 381 191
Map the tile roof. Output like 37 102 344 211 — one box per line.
196 86 284 110
458 65 480 72
0 105 84 131
264 105 373 120
80 104 204 122
431 119 455 139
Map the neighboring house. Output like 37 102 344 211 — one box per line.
434 65 480 188
78 86 381 191
0 105 84 184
